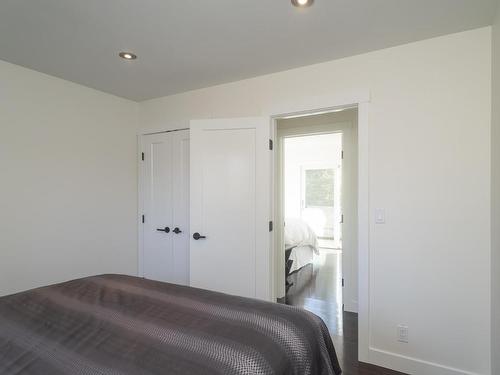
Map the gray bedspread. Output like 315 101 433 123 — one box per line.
0 274 341 375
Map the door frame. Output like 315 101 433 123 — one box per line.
137 128 189 279
267 90 370 363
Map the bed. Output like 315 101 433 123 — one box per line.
285 218 319 274
0 274 341 375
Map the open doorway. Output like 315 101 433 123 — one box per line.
275 108 358 337
283 132 343 308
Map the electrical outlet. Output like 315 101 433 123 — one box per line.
397 324 409 343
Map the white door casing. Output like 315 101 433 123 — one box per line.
190 117 271 300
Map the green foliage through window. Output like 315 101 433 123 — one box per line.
305 168 334 207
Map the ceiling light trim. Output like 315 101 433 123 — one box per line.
119 52 137 60
291 0 314 8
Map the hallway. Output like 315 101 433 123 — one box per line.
285 250 343 334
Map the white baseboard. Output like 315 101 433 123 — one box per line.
367 347 484 375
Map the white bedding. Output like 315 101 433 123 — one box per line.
288 245 315 273
284 218 319 255
285 218 319 273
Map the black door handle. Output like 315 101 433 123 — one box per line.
192 232 206 240
173 227 182 234
157 227 170 233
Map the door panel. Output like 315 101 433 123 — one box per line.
190 118 271 300
142 130 190 285
171 130 190 285
143 133 174 283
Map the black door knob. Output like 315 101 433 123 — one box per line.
192 232 206 240
157 227 170 233
173 227 182 234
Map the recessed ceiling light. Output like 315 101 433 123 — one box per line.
119 52 137 60
291 0 313 7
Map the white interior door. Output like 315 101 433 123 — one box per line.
171 130 190 285
142 130 190 285
190 117 271 300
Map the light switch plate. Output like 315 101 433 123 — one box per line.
375 208 386 224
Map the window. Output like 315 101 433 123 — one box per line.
305 168 334 207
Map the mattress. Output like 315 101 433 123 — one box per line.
0 274 341 375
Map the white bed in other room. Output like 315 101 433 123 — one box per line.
285 218 319 273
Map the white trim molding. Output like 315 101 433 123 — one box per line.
368 347 484 375
137 134 145 278
268 89 371 119
266 90 372 367
357 101 370 363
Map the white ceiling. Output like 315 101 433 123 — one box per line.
0 0 497 101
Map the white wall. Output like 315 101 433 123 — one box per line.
0 60 139 296
491 3 500 374
139 28 492 375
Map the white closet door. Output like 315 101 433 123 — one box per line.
171 130 190 285
142 131 190 285
143 132 174 283
190 117 271 300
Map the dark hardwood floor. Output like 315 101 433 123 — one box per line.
283 250 407 375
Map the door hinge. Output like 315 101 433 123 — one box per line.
141 152 145 161
341 150 344 159
340 214 344 224
142 215 145 224
269 139 273 151
269 221 273 232
342 278 344 287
